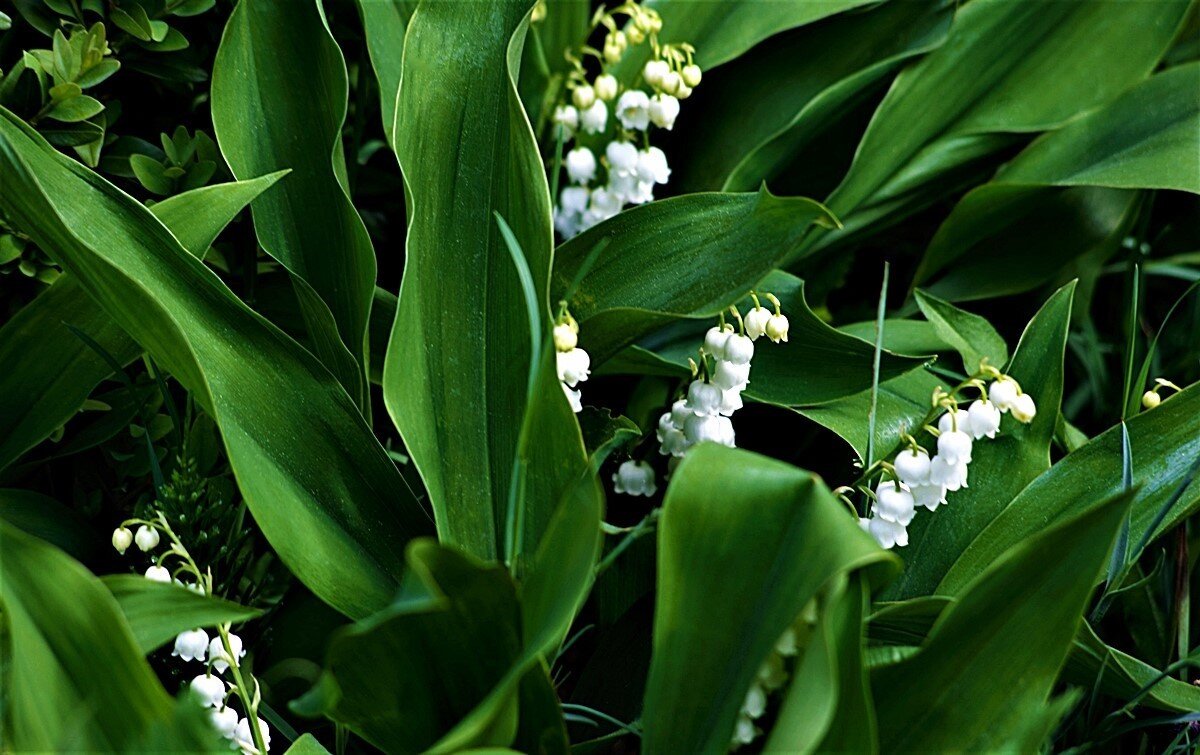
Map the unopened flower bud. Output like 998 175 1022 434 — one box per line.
134 525 160 552
643 59 669 87
552 104 578 138
627 24 645 44
112 526 133 554
893 447 931 487
594 73 618 101
572 85 596 110
660 70 682 95
765 314 789 343
1142 390 1161 409
988 376 1020 412
1011 392 1036 423
604 41 622 64
675 83 693 99
681 63 702 87
553 323 577 351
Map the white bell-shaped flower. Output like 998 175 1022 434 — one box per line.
669 398 692 428
758 653 787 691
579 100 607 134
210 706 239 739
712 360 750 391
189 673 226 708
718 387 743 416
966 399 1002 439
172 628 209 662
893 447 931 486
744 307 771 340
683 413 725 445
642 59 669 88
208 633 246 674
613 460 657 497
145 564 172 583
559 186 589 215
765 314 789 343
616 90 651 130
594 73 618 101
723 334 754 365
936 408 972 437
936 428 973 466
732 714 757 746
912 482 948 512
584 186 622 227
112 527 133 554
988 377 1020 412
553 323 577 352
862 516 908 549
1011 392 1037 423
565 147 596 184
134 525 160 552
605 140 639 175
636 147 671 185
235 717 271 753
741 683 767 718
657 416 687 456
873 482 916 526
929 454 969 491
556 348 590 387
552 104 578 137
561 383 582 413
687 380 722 416
648 93 680 130
716 415 736 447
704 325 732 359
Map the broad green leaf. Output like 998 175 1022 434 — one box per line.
355 0 414 148
296 541 561 753
0 487 98 560
641 444 898 755
766 573 875 754
213 0 376 405
617 0 877 72
800 0 1190 258
940 381 1200 595
285 733 333 755
617 270 929 406
551 190 839 363
384 0 553 561
671 0 953 193
1066 620 1200 714
887 282 1074 598
999 63 1200 193
0 109 430 619
839 318 953 357
797 369 943 461
518 0 589 136
913 289 1008 372
102 574 262 655
0 521 218 751
871 490 1131 751
0 174 282 471
45 93 103 122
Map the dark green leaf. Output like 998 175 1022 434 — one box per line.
103 574 262 655
45 93 103 123
913 288 1008 372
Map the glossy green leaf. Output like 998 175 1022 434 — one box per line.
45 93 103 122
672 0 953 193
887 282 1074 598
296 541 558 753
940 381 1200 595
356 0 413 148
0 174 282 471
641 444 898 754
213 0 376 404
840 318 953 357
103 574 262 655
802 0 1190 258
551 190 838 363
383 0 553 561
0 109 430 619
284 733 333 755
0 521 216 751
766 573 875 754
619 0 876 72
913 289 1008 372
797 368 943 465
1065 621 1200 714
871 490 1131 751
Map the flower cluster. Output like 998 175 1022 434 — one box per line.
554 304 590 413
656 293 789 471
549 1 702 238
857 370 1037 549
113 514 270 753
